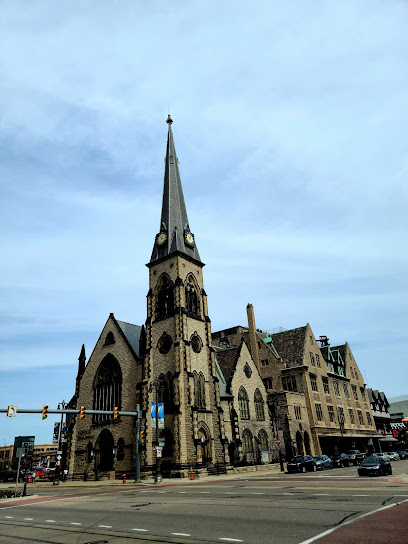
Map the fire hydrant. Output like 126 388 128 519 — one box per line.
122 473 127 484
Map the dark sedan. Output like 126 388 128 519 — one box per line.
358 455 392 476
332 453 350 467
287 455 317 473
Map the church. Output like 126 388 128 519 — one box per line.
66 117 377 480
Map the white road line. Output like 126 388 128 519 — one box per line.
395 495 408 497
46 520 56 523
178 491 187 493
70 522 81 525
200 491 210 494
282 492 294 495
5 516 13 518
157 491 166 493
314 494 330 496
298 498 408 544
352 494 369 497
171 533 191 536
132 528 148 532
24 518 33 520
139 490 149 492
219 539 243 542
99 525 112 528
252 492 265 495
224 492 235 494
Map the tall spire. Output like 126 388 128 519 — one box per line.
150 115 202 265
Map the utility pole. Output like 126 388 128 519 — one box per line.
135 405 141 483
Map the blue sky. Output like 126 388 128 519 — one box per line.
1 1 407 446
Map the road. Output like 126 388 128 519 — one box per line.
1 462 407 544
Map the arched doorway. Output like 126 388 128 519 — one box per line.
304 431 311 456
295 431 304 456
96 429 115 471
197 426 211 465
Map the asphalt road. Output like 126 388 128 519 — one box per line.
1 462 408 544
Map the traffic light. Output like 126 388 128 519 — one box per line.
114 407 119 419
42 405 48 420
140 430 145 444
80 406 85 419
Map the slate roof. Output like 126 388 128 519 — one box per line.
216 346 240 382
150 116 202 265
116 320 142 357
271 326 306 367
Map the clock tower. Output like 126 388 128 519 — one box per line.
143 116 226 474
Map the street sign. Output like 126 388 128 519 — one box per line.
158 438 165 447
57 451 62 455
156 448 162 458
7 405 17 417
275 438 281 451
56 455 62 461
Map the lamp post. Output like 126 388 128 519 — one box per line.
149 379 164 483
57 400 66 479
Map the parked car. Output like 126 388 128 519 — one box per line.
347 450 366 465
332 453 351 467
358 455 392 477
387 452 400 461
398 451 408 460
314 455 333 470
287 455 317 473
375 453 391 462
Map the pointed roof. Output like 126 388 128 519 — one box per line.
150 115 202 265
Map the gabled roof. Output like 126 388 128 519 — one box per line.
150 116 202 265
216 346 241 383
271 326 307 368
116 320 142 357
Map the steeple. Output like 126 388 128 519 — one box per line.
150 115 202 265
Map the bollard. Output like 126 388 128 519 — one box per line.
190 466 193 480
122 473 127 484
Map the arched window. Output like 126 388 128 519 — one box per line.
93 355 122 423
242 429 253 454
194 372 206 409
185 275 199 316
156 275 174 320
238 387 250 420
104 331 115 345
158 372 175 410
258 430 268 452
117 438 125 461
254 389 265 420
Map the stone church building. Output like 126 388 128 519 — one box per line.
66 117 377 479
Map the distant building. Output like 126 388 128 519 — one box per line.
388 395 408 418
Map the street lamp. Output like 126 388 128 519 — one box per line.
149 378 164 483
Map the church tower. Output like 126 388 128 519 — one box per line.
143 116 226 474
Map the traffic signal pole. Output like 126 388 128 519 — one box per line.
2 405 142 483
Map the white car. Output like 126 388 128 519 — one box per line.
376 453 391 462
388 452 400 461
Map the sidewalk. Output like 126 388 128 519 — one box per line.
1 463 285 491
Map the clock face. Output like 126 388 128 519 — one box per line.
185 231 195 246
156 232 167 245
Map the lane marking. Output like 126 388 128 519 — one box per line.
5 516 13 519
282 492 294 495
352 494 369 497
219 539 243 542
252 492 265 495
99 525 112 528
46 520 56 523
70 522 81 525
178 491 187 494
24 518 33 520
314 494 330 496
171 533 191 536
298 498 408 544
132 528 148 532
200 491 210 494
157 491 166 494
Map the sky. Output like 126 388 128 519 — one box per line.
1 0 407 446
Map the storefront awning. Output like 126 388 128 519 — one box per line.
379 436 398 442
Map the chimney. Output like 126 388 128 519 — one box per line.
246 303 261 372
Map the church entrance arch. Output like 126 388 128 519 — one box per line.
304 431 311 456
197 425 212 465
295 431 304 456
96 429 115 471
